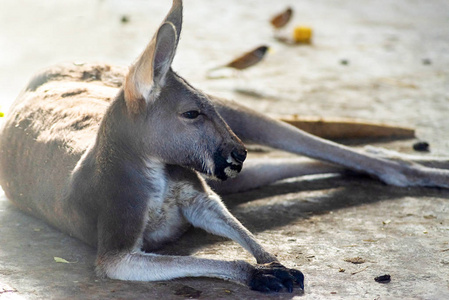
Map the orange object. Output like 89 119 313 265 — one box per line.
293 26 313 43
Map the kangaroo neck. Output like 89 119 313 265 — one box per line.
93 90 150 166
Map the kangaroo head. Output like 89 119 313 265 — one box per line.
121 0 246 180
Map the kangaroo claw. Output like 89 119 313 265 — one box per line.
249 262 304 293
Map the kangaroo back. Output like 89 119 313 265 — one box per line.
0 63 124 228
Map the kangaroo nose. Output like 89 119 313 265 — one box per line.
231 149 247 164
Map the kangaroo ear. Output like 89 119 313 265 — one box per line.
124 0 182 114
163 0 182 44
152 22 177 86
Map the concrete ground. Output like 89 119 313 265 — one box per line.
1 0 449 299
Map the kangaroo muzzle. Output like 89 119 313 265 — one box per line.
213 147 247 181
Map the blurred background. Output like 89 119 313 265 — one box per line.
1 0 448 143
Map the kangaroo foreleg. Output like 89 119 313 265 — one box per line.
181 193 277 264
96 250 253 283
180 192 304 291
212 97 449 189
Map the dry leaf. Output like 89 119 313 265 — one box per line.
54 257 74 264
344 257 365 264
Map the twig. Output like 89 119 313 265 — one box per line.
351 266 368 275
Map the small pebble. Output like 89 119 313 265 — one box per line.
374 274 391 283
121 15 130 24
340 59 349 65
422 58 432 65
413 141 430 152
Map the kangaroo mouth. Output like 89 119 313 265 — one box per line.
212 151 244 181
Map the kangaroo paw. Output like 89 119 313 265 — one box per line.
249 262 304 293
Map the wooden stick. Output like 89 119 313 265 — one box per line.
277 115 415 140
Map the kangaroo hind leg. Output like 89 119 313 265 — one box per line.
211 96 449 189
208 157 344 194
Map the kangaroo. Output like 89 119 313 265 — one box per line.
0 0 448 294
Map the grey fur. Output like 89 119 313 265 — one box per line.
0 0 448 294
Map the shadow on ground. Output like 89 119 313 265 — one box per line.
1 174 448 299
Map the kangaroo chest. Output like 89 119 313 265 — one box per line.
140 162 203 251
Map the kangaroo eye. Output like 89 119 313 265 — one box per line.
182 110 201 119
